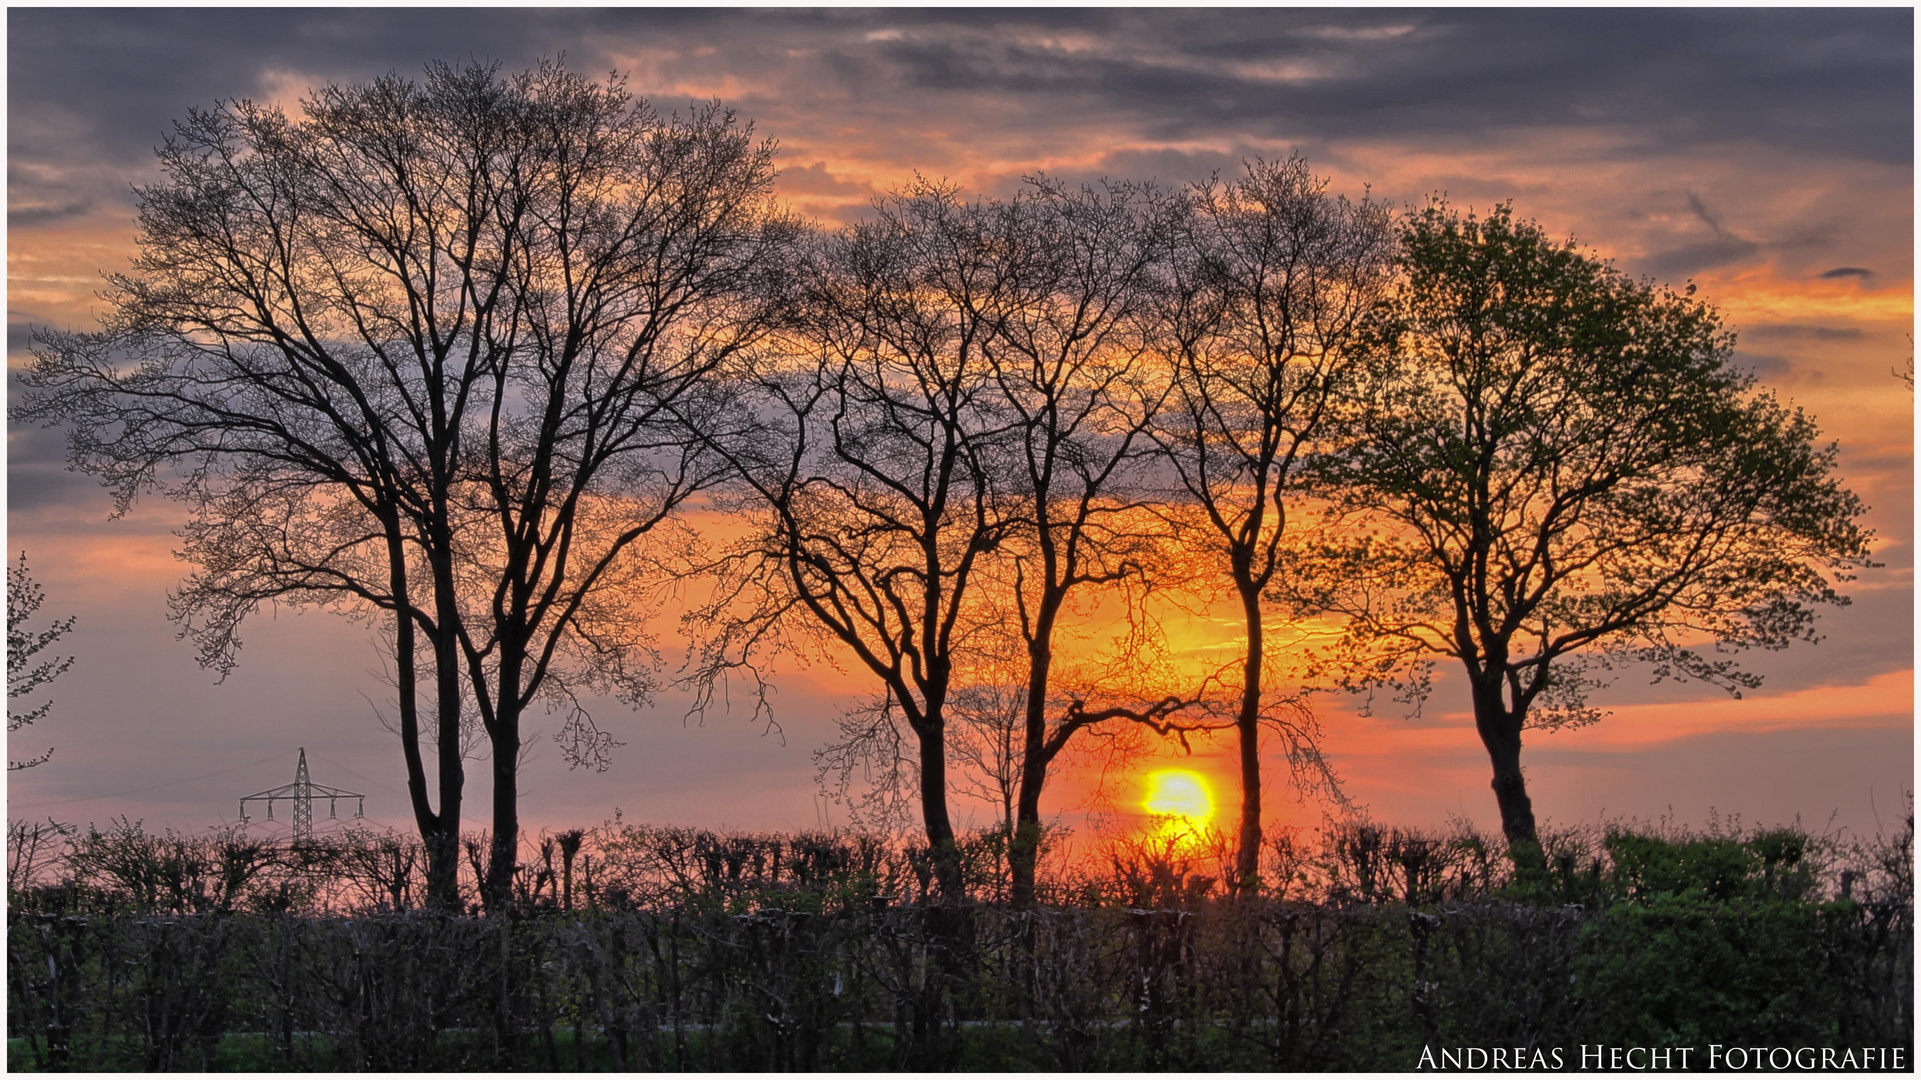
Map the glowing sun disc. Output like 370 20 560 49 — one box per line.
1142 769 1214 824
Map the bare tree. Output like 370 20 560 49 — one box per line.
16 60 791 910
816 667 1027 839
20 62 553 907
718 179 1227 902
822 660 1050 847
980 176 1201 906
815 693 922 833
1310 201 1874 853
693 180 1021 900
7 553 74 771
441 85 795 913
1157 159 1394 890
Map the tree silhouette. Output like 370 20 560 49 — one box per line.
17 61 792 910
1307 202 1874 851
1159 158 1394 889
707 179 1215 903
693 181 1021 900
7 554 74 771
434 85 793 914
980 176 1191 906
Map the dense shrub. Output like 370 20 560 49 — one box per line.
7 812 1911 1071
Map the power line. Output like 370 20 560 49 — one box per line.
306 751 408 799
10 751 289 811
290 754 490 833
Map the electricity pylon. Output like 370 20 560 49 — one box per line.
239 748 364 843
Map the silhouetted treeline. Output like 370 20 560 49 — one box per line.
9 813 1910 1070
16 60 1877 911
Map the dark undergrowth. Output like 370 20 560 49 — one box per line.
8 808 1911 1071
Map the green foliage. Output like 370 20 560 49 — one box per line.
1551 828 1831 1048
1604 827 1814 904
1577 896 1832 1048
1296 199 1876 845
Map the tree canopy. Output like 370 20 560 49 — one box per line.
1302 202 1874 847
1160 157 1395 888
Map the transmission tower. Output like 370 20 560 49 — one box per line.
239 748 364 843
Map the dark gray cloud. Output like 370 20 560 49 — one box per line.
1819 266 1876 279
5 393 101 515
8 314 110 515
8 198 93 228
1740 323 1869 343
7 8 1909 268
5 9 576 228
10 9 1909 171
1642 236 1763 281
1731 350 1795 383
834 9 1911 161
9 9 589 161
8 320 40 356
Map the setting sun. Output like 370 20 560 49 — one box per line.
1142 769 1215 840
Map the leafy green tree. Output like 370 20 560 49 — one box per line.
1310 202 1873 850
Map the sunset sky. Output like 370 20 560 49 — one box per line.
7 8 1912 849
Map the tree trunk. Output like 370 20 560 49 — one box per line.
479 636 526 914
1010 638 1054 908
389 528 462 912
422 828 461 912
915 718 964 902
486 712 521 914
1470 680 1539 852
430 546 468 910
1233 581 1264 893
1010 794 1043 907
